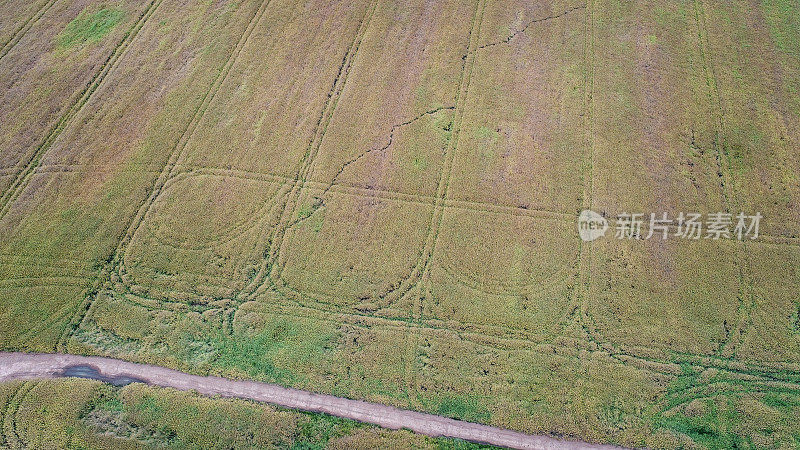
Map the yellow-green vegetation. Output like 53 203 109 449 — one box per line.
1 0 799 448
0 379 495 449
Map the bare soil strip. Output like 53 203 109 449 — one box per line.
0 352 621 450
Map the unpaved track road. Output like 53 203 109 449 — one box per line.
0 352 622 450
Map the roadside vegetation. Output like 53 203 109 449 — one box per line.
0 379 497 449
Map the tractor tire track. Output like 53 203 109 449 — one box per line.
0 0 58 62
248 2 592 312
240 0 378 297
88 274 800 389
111 0 275 264
56 0 276 351
692 0 755 359
368 0 488 313
0 0 163 220
0 381 17 447
358 2 588 314
1 380 36 449
576 0 596 346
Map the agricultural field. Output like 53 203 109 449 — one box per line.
0 0 798 448
0 378 493 448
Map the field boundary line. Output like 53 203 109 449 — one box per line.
0 0 58 61
0 0 163 220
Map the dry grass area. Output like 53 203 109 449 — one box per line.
1 0 799 448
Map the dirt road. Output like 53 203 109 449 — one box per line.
0 352 621 450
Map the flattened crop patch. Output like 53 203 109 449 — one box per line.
122 173 287 302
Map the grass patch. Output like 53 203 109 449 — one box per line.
210 329 297 384
58 8 125 49
473 126 498 159
762 0 800 56
425 395 491 423
210 318 336 383
657 397 748 449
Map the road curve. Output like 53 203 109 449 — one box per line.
0 352 622 450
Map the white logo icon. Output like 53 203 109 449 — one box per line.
578 210 608 242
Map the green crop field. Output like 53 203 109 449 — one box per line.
0 0 799 448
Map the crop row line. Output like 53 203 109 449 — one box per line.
56 0 277 351
243 0 379 301
9 159 800 248
14 161 800 243
0 276 87 287
42 161 576 222
17 301 78 350
0 0 58 62
0 0 164 221
1 381 36 449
